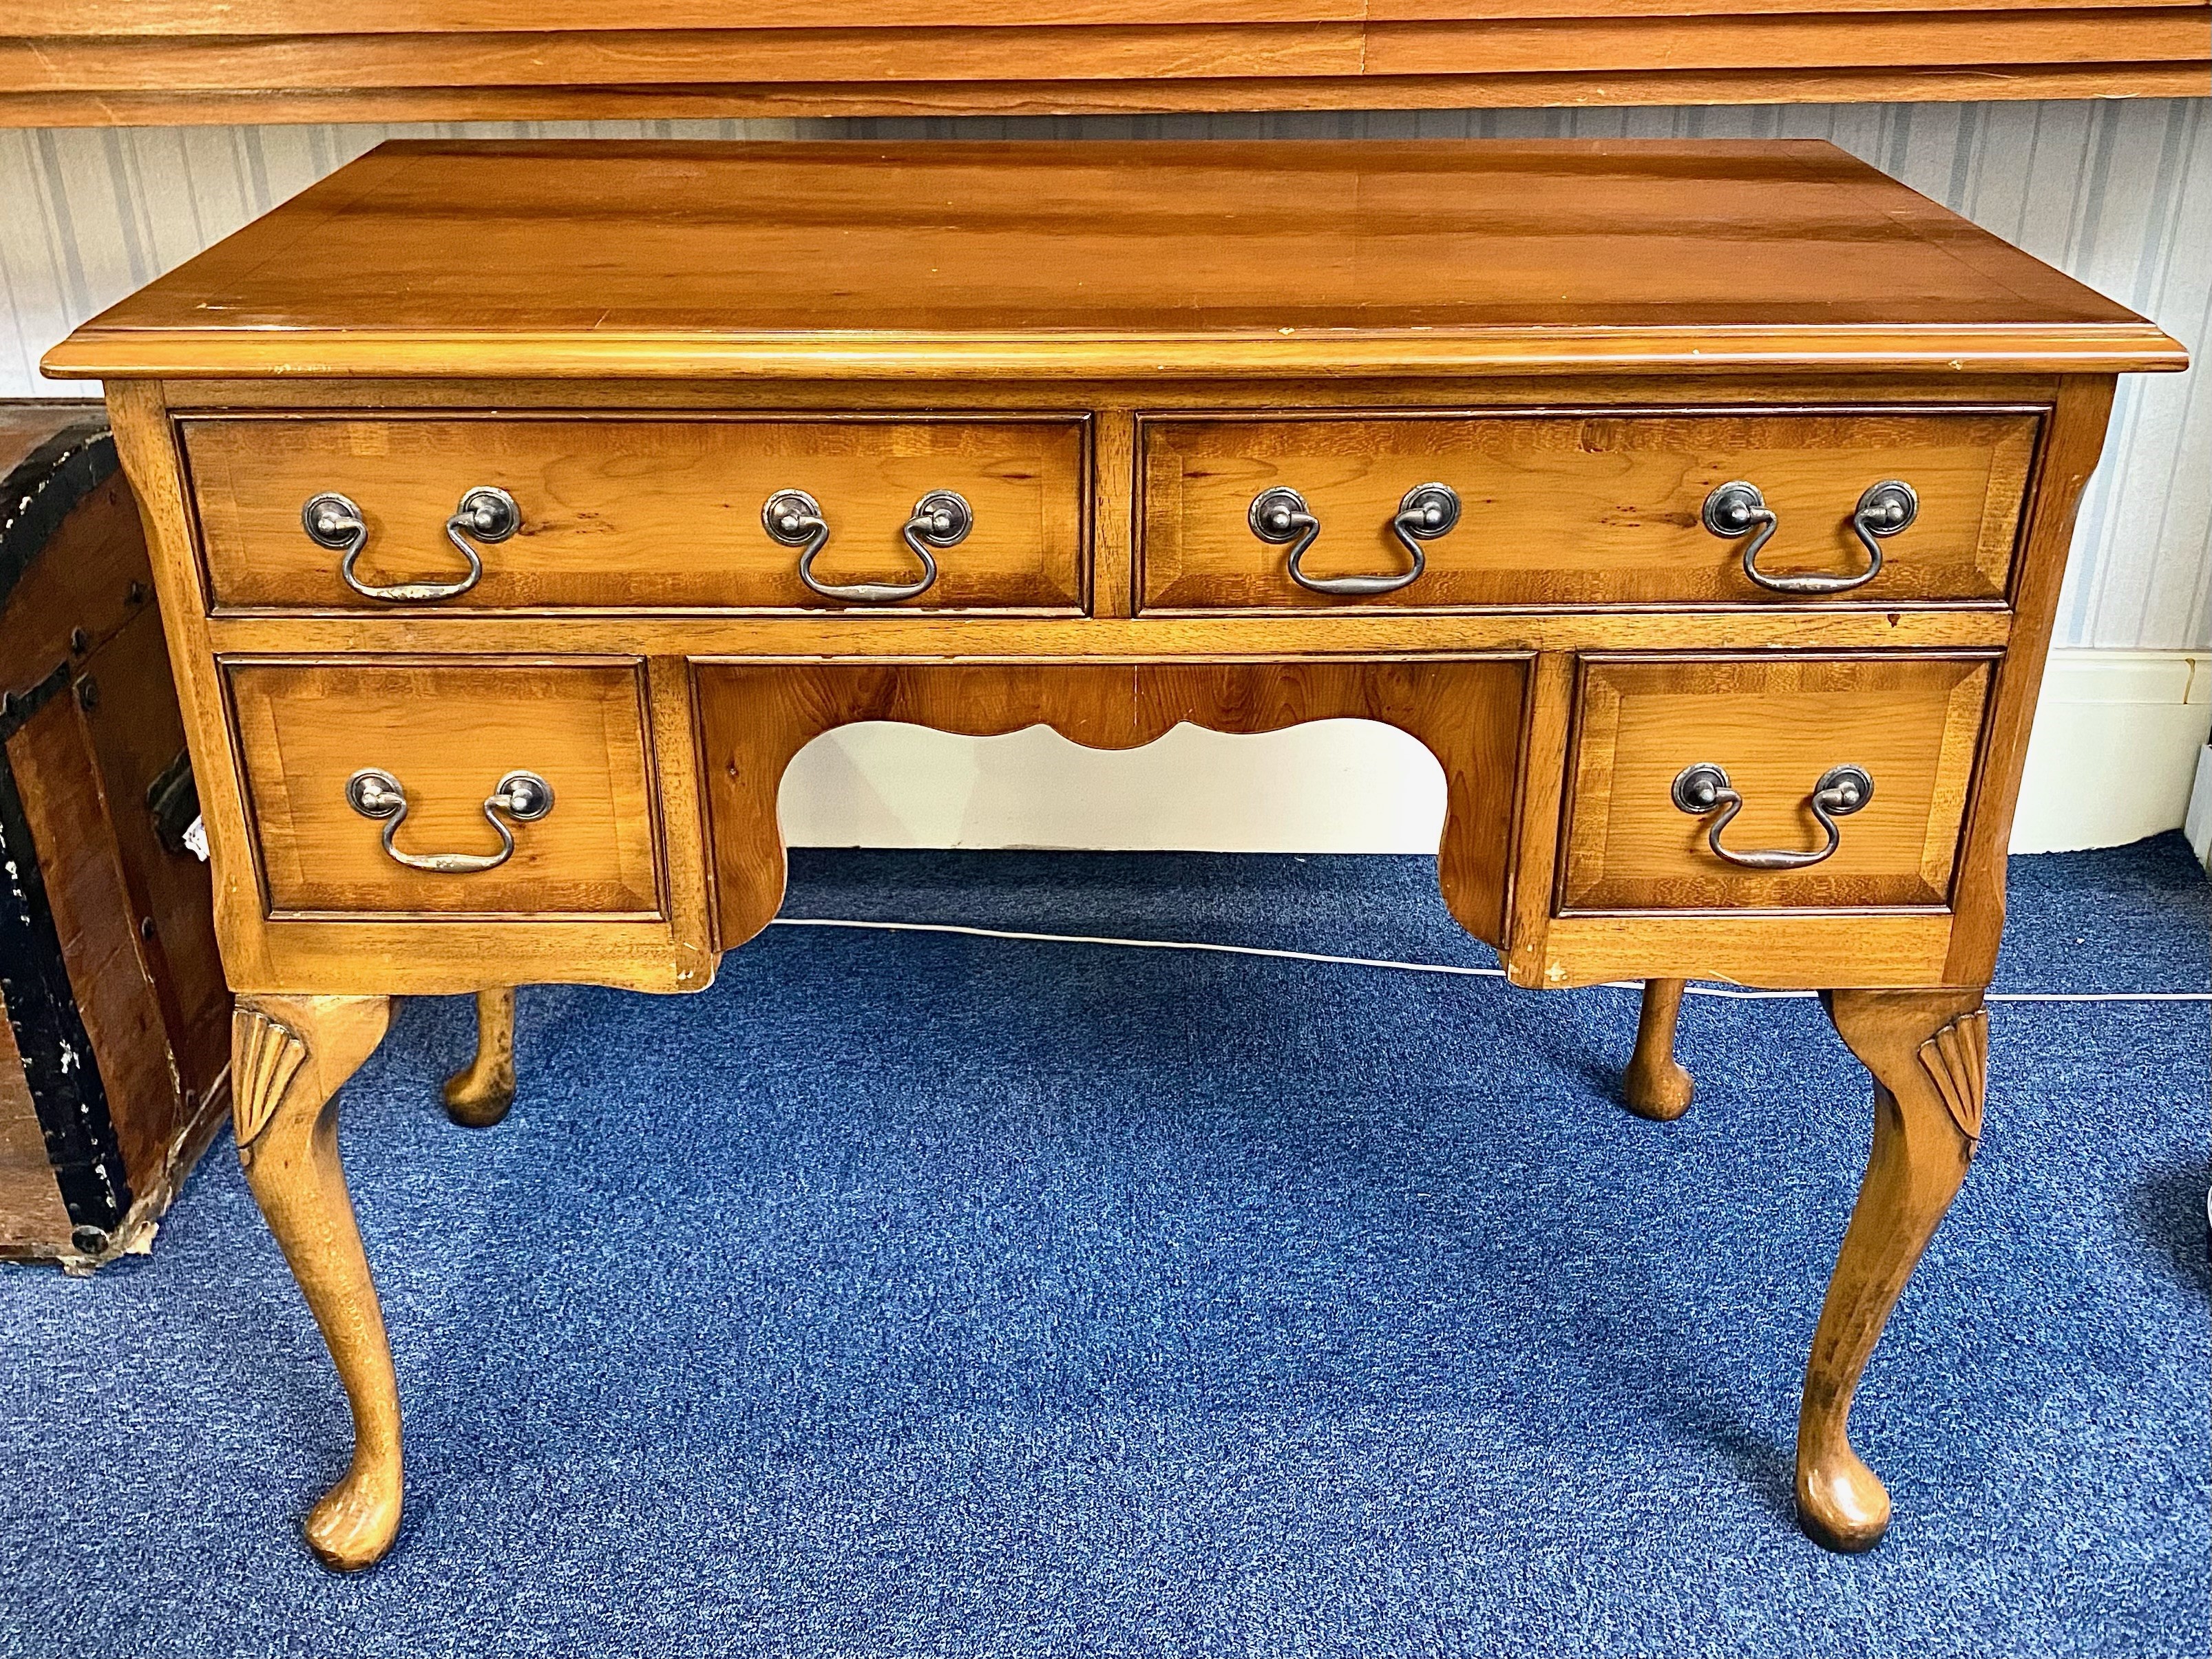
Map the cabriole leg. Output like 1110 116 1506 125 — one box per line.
443 988 517 1128
232 993 401 1572
1623 978 1694 1121
1798 987 1986 1552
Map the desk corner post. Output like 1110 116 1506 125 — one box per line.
232 992 402 1572
1798 985 1987 1552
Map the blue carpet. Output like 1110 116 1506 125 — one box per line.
2 835 2205 1657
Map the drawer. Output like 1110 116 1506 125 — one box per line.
227 660 662 918
185 416 1088 613
1139 410 2036 611
1560 654 1992 913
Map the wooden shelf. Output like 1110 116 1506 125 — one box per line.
5 2 2206 125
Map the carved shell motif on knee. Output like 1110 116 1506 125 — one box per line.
1918 1008 1990 1147
232 1008 308 1156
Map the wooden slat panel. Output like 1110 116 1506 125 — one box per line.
12 2 1364 31
0 9 2202 122
1372 0 2194 13
12 0 2191 29
6 63 2204 128
0 27 1369 92
1367 12 2208 72
11 14 2200 94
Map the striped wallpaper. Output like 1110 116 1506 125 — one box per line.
1 99 2205 649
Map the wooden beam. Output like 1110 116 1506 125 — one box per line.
1 6 2204 125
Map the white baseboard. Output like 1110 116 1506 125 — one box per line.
780 648 2212 856
2011 648 2212 854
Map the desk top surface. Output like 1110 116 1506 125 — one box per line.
47 138 2184 381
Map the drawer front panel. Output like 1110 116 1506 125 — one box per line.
1139 410 2036 611
186 416 1088 613
1561 654 1992 913
228 660 662 917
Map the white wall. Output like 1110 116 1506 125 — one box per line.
4 102 2206 853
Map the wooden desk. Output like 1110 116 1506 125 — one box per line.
45 138 2184 1571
